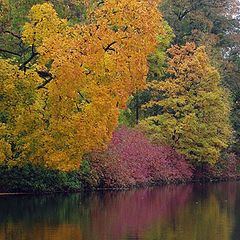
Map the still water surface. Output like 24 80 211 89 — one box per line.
0 182 240 240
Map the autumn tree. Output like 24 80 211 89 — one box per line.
140 43 232 165
160 0 240 156
160 0 240 64
0 1 163 170
119 20 175 126
160 0 240 103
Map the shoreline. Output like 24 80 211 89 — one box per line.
0 177 239 196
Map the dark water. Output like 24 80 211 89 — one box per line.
0 182 240 240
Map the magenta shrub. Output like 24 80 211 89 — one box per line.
86 127 193 188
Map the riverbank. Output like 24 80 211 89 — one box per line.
1 128 239 194
0 163 239 194
1 180 240 196
0 165 83 193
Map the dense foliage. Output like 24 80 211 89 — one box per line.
0 0 239 190
0 128 239 192
0 1 163 171
83 127 193 188
140 43 232 164
0 164 81 192
160 0 240 156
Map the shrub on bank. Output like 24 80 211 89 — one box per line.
85 127 193 188
193 153 240 181
1 127 238 192
0 164 82 193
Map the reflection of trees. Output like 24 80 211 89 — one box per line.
0 194 91 225
143 184 236 240
0 194 86 240
0 185 192 240
0 223 83 240
0 183 238 240
82 186 192 240
225 182 240 239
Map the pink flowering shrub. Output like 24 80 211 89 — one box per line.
85 127 193 188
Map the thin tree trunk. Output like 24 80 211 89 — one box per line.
136 93 139 125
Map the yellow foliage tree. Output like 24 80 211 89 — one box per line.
0 59 43 165
0 1 163 170
140 43 232 164
22 3 68 47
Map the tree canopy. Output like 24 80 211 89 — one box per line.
140 43 232 164
0 1 163 170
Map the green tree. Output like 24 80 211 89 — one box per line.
160 0 240 156
140 43 232 164
119 21 175 126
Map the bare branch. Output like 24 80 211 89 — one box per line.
37 71 54 90
78 91 90 104
2 30 21 39
0 48 21 56
19 45 38 71
103 41 117 52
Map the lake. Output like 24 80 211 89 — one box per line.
0 182 240 240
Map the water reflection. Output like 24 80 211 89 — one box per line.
0 182 239 240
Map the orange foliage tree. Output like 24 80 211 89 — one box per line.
0 1 164 170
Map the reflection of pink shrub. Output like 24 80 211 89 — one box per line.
87 185 192 240
87 127 193 188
